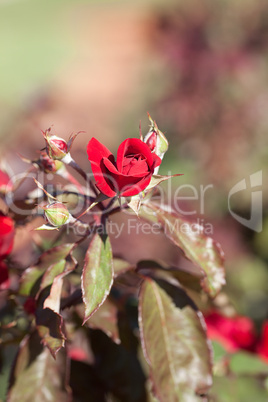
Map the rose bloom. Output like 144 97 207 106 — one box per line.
0 169 12 193
257 320 268 362
205 311 257 352
0 215 15 258
87 138 161 197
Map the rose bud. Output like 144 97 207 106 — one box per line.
87 137 161 197
144 115 168 174
38 152 65 174
43 202 70 227
0 169 13 194
43 129 68 160
0 215 15 258
145 131 157 152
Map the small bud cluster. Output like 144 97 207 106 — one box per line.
38 152 65 174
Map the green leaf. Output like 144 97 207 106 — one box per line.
19 243 75 296
141 203 225 297
211 341 228 363
38 252 77 297
35 251 76 358
146 174 183 191
139 278 212 401
35 248 76 357
8 332 70 402
82 233 114 324
19 267 46 297
211 376 268 402
113 258 134 277
76 298 120 344
137 259 203 292
230 351 268 375
36 308 66 359
127 195 142 216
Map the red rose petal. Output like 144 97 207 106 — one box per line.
121 175 152 197
87 138 117 197
103 157 145 178
151 152 162 169
122 156 149 176
103 157 149 195
116 138 155 172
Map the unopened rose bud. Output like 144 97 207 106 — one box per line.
144 115 169 174
43 129 68 160
38 152 64 174
146 131 157 152
43 202 70 227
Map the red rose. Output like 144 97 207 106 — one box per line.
0 169 12 193
0 215 15 258
205 311 256 352
87 138 161 197
257 321 268 361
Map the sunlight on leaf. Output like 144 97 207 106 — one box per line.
139 278 212 401
82 232 114 324
19 243 75 297
8 332 69 401
141 203 225 297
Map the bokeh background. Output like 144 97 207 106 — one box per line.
1 0 268 399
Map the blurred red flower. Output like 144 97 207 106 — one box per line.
0 169 12 193
205 310 257 352
68 347 88 362
0 261 10 290
0 215 15 289
0 215 15 258
257 321 268 362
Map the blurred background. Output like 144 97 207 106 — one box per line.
0 0 268 397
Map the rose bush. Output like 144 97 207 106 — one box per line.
87 137 161 197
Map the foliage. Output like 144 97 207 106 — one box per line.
0 116 266 402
